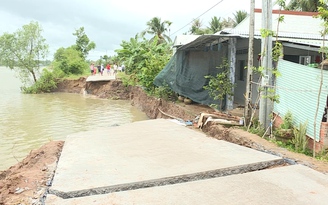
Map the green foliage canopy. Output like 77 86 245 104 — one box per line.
143 17 172 43
207 17 222 34
22 69 58 94
204 58 235 110
53 47 88 75
72 27 96 60
115 35 172 91
0 21 49 84
233 10 248 27
286 0 327 11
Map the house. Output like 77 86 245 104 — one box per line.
154 8 328 150
225 8 328 151
172 35 200 54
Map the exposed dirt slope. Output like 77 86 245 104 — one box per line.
0 141 63 205
55 78 328 174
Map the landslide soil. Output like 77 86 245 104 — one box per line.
1 77 327 204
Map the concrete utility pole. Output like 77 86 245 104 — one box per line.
259 0 273 129
227 38 236 111
244 0 255 125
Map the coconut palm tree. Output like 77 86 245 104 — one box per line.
207 16 222 34
189 19 206 35
221 17 235 29
143 17 172 43
286 0 327 12
233 10 248 27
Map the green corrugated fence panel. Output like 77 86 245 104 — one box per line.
274 60 328 141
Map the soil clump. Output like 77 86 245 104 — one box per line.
0 141 63 205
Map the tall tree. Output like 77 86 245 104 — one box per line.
221 17 235 29
0 21 48 84
189 19 206 35
233 10 248 27
286 0 327 11
143 17 172 43
53 46 88 75
115 34 145 73
72 27 96 60
102 55 110 64
207 17 222 34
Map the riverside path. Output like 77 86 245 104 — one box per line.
45 119 328 204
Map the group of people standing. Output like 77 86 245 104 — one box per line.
90 63 125 76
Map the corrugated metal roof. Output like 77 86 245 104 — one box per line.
221 29 326 48
173 35 200 47
226 10 328 40
177 34 244 50
175 10 328 51
280 38 325 48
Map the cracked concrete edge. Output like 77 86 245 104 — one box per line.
48 158 284 199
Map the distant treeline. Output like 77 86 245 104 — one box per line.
0 60 52 67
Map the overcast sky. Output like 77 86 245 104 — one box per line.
0 0 268 61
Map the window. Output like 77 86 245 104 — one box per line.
299 56 311 66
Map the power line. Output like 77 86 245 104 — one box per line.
169 0 225 37
251 81 328 92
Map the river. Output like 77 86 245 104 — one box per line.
0 67 149 171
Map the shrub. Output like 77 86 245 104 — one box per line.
280 110 293 129
153 85 177 101
22 69 58 94
53 47 88 75
292 121 308 153
203 58 235 111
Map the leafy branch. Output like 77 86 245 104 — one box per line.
204 58 235 111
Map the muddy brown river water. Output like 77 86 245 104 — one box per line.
0 67 148 170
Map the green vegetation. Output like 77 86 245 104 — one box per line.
72 27 96 60
280 111 293 129
247 109 328 162
51 26 95 78
52 47 88 75
115 35 172 93
188 10 248 35
286 0 327 12
292 121 309 152
0 21 49 86
153 83 177 101
203 58 235 110
0 22 96 94
232 10 248 27
142 17 172 43
21 69 59 94
247 118 266 136
207 17 222 34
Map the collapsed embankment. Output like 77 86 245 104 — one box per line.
54 77 212 121
1 77 327 204
55 77 328 174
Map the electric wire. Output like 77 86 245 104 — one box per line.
169 0 225 37
251 81 328 92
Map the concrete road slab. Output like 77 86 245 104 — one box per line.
46 165 328 205
86 75 116 82
49 119 282 198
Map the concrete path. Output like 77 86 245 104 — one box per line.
86 74 116 82
45 119 328 204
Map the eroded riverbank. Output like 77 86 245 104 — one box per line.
1 78 328 204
